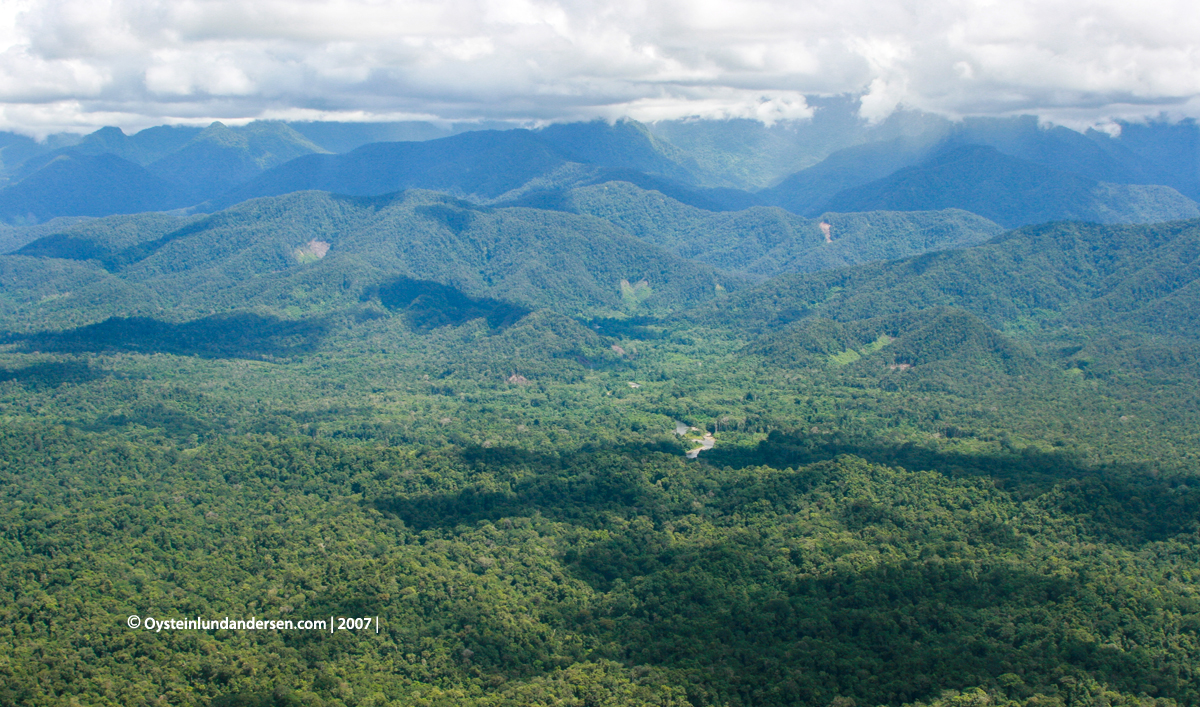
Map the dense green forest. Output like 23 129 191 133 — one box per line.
2 135 1200 706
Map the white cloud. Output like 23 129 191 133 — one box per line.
0 0 1198 136
144 50 257 96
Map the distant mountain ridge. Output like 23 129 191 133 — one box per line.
204 121 718 211
0 121 328 222
815 145 1199 228
3 111 1200 233
148 122 328 204
0 153 190 223
761 115 1200 215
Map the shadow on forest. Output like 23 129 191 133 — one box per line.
372 445 668 532
5 312 330 359
706 429 1099 490
368 275 530 332
571 537 1181 706
702 429 1200 545
16 216 221 271
377 434 1200 557
0 359 105 387
74 402 219 437
367 442 1196 705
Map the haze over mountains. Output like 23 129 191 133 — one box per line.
2 103 1200 233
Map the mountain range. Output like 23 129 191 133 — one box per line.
2 108 1200 232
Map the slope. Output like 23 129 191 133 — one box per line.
1087 118 1200 200
748 307 1046 384
760 134 942 215
694 218 1200 338
0 153 190 222
147 121 330 204
760 115 1200 216
817 145 1199 228
506 180 1003 278
2 189 736 333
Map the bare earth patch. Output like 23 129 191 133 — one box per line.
294 239 331 263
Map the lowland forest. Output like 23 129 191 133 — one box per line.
2 108 1200 707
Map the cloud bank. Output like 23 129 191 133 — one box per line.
2 0 1199 135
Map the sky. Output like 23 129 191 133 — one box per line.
1 0 1199 137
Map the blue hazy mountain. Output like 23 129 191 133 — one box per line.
761 115 1200 215
3 112 1200 232
0 153 189 222
0 122 326 222
206 121 715 210
812 145 1198 227
146 121 329 203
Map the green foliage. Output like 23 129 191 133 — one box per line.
4 166 1200 707
746 308 1042 382
620 278 653 310
1 425 1198 706
9 312 332 359
374 276 530 332
528 180 1001 278
826 348 862 366
1 189 734 334
696 218 1200 337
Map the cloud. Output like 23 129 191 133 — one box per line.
1 0 1198 136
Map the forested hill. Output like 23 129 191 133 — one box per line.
2 211 1200 705
499 180 1004 277
4 204 1200 706
1 181 1013 335
693 217 1200 335
0 189 735 331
